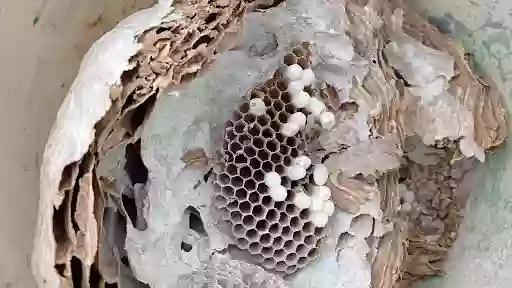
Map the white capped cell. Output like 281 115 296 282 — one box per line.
289 112 307 128
312 185 331 200
310 196 325 212
264 172 282 188
287 165 307 181
319 111 335 130
301 68 316 86
281 122 300 137
269 185 287 202
291 90 311 108
307 97 326 116
323 200 335 216
311 212 329 227
294 155 312 169
313 164 328 185
249 98 266 116
293 192 312 209
288 81 305 96
284 64 303 82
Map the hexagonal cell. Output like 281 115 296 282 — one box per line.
218 173 230 186
277 112 289 124
270 152 284 165
248 242 262 254
272 236 285 250
283 53 297 65
297 57 310 69
230 211 243 223
285 204 300 216
273 99 285 112
293 231 304 242
239 102 250 114
248 191 260 203
304 235 315 245
280 92 291 104
233 224 245 237
279 213 289 226
286 265 298 274
237 238 250 249
245 179 257 191
275 261 287 272
243 113 256 124
234 121 246 134
213 195 227 207
256 219 269 232
253 169 265 182
279 145 291 156
284 240 296 252
226 163 237 176
257 114 271 126
256 182 268 195
261 195 274 208
248 123 262 137
283 155 293 166
275 201 286 211
277 80 287 91
292 47 306 57
230 176 243 188
235 188 248 201
299 209 309 221
269 223 282 236
261 127 275 139
261 247 273 257
253 136 265 149
285 253 298 265
238 134 251 146
285 103 297 114
239 201 252 214
273 249 286 261
303 222 314 234
270 121 281 133
246 229 259 242
238 166 252 179
226 128 236 141
297 257 308 267
242 215 256 228
296 244 308 256
262 160 274 172
286 137 298 148
226 200 239 211
290 216 302 230
282 226 293 239
276 133 286 143
235 154 249 164
266 209 279 223
220 185 234 198
257 149 270 161
260 233 272 246
269 87 281 99
243 146 257 158
307 248 319 259
314 227 325 237
262 258 276 269
249 158 262 170
252 205 266 219
290 147 299 158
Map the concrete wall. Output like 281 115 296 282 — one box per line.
0 0 154 286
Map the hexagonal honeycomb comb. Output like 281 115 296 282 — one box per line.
213 43 326 274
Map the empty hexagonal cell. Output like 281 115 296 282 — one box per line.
230 176 244 188
235 154 249 164
261 247 274 257
226 163 237 176
314 227 325 237
293 231 304 242
272 236 285 249
243 146 257 158
239 102 250 114
303 222 314 234
226 128 236 141
248 242 262 254
286 265 298 274
253 136 265 149
277 112 289 124
297 57 309 69
238 134 251 146
256 182 268 195
248 123 262 137
233 224 246 238
251 89 266 99
234 121 246 134
246 229 259 242
257 114 271 126
304 235 315 245
213 195 227 207
273 249 286 261
273 99 285 112
286 204 300 216
285 137 298 148
253 169 265 182
220 185 234 198
245 179 257 191
270 152 284 165
276 80 287 91
283 53 297 65
230 211 243 224
279 213 289 226
262 258 276 269
238 166 252 179
248 191 260 203
280 92 291 104
217 173 230 186
283 155 293 166
285 253 298 265
279 145 291 156
296 244 308 256
242 215 256 228
285 103 297 114
275 261 287 272
282 226 293 239
235 189 248 201
281 177 291 188
226 199 239 211
290 216 302 230
290 147 299 158
275 201 286 211
249 158 262 170
260 233 272 246
261 195 274 208
269 223 282 236
257 149 270 161
297 257 308 267
284 240 296 253
299 209 310 221
266 209 279 223
270 121 281 133
256 219 269 232
237 238 250 249
243 113 256 124
269 87 281 99
307 248 319 259
239 201 252 214
252 205 266 219
261 127 275 139
262 160 274 172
